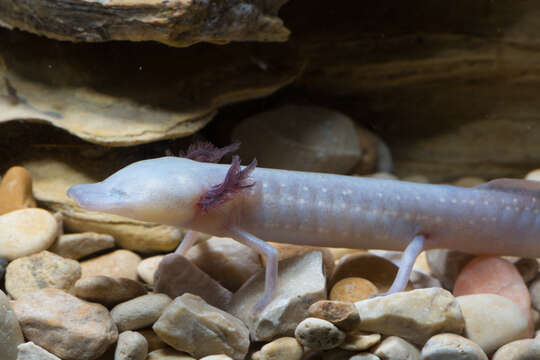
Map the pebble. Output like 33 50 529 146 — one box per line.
351 126 381 175
294 317 346 351
529 276 540 311
354 288 464 345
251 337 303 360
227 251 327 341
525 169 540 181
199 356 234 360
330 277 378 302
137 255 164 285
492 338 540 360
146 348 195 359
0 208 59 260
0 290 24 360
50 232 115 260
330 253 406 293
0 257 8 281
510 257 538 283
308 300 360 331
457 294 529 354
13 288 117 360
326 248 366 262
5 250 81 299
339 331 381 351
349 354 380 360
111 293 172 332
153 253 232 309
74 275 147 306
17 341 61 360
421 333 488 360
0 166 36 215
373 336 420 360
114 331 148 360
186 236 262 291
153 293 249 360
425 249 475 290
231 105 363 174
452 177 486 187
81 249 141 280
264 242 335 282
409 270 442 290
368 172 398 180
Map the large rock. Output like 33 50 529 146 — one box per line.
0 290 24 360
13 288 118 360
0 0 290 47
153 294 249 360
354 288 464 345
227 251 327 341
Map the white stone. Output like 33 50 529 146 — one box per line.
294 317 345 350
17 342 61 360
373 336 420 360
421 333 488 360
114 331 148 360
136 255 164 285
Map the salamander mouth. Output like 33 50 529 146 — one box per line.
67 183 123 212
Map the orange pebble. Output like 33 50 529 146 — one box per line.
0 166 36 215
330 277 378 302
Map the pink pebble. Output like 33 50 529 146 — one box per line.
454 256 533 335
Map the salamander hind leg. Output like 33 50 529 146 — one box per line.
372 234 425 297
229 226 278 313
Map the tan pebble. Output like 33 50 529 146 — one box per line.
5 250 81 299
453 176 485 187
138 328 167 352
373 336 420 359
111 293 172 332
330 277 378 302
146 348 195 359
492 338 540 360
457 294 529 354
115 331 148 360
50 232 115 260
339 331 381 351
355 288 464 345
525 169 540 181
308 300 360 331
251 337 303 360
137 255 164 285
199 355 234 360
13 288 117 360
186 236 262 291
17 342 61 360
266 242 335 280
294 317 345 351
74 275 147 306
0 166 36 215
81 249 141 280
153 293 249 360
0 208 59 260
421 333 488 360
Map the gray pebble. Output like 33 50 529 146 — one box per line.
492 338 540 360
17 342 61 360
111 293 172 332
421 333 487 360
114 331 148 360
295 317 345 351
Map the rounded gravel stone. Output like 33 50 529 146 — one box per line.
294 317 345 351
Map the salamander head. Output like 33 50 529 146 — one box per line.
67 157 205 226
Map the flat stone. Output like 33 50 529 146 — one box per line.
74 276 147 306
492 338 540 360
81 249 141 280
227 251 327 341
111 294 172 332
146 349 195 359
294 317 345 351
232 105 362 174
372 336 420 360
330 277 378 302
13 288 117 360
50 232 115 260
251 337 303 360
115 331 148 360
153 253 232 310
186 236 262 292
308 300 360 331
5 250 81 299
425 249 474 290
137 255 164 285
457 294 529 354
153 294 249 360
0 166 36 215
17 342 61 360
421 333 488 360
0 208 58 260
0 290 24 360
339 331 381 351
354 288 464 345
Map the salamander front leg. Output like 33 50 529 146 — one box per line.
229 225 278 313
374 234 425 297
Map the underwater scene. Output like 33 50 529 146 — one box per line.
1 1 540 359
